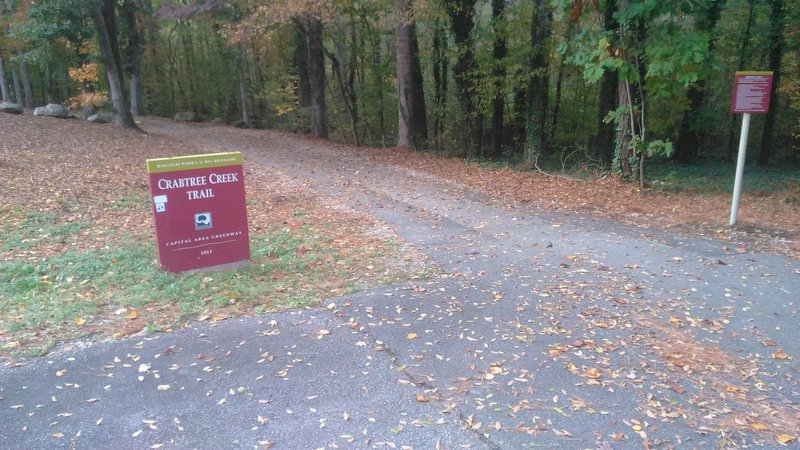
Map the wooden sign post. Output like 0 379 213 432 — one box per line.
147 152 250 273
728 71 773 226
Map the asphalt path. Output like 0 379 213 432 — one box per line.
2 120 798 449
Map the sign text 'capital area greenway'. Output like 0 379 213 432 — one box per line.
147 152 250 273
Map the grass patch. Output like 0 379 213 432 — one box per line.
647 162 800 194
1 223 419 357
0 209 90 251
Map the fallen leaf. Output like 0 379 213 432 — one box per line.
773 352 792 360
126 309 139 320
74 317 86 326
750 422 768 431
415 393 429 403
582 367 601 379
406 332 418 340
777 434 796 444
668 383 686 394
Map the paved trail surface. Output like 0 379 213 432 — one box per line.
2 120 798 449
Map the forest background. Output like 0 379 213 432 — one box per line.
1 0 800 184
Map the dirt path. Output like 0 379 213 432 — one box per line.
144 118 800 258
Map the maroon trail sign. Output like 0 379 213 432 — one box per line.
730 71 774 114
728 71 773 225
147 152 250 273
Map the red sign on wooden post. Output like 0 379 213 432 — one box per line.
147 152 250 273
730 71 773 114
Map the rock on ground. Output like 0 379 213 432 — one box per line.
0 102 22 114
33 103 70 118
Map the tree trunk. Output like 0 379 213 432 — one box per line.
617 79 634 178
43 63 54 104
525 0 551 161
327 49 360 145
444 0 482 155
294 27 312 108
19 59 34 108
432 19 448 151
395 0 428 149
550 22 574 145
294 15 327 139
674 0 723 164
11 66 22 105
596 0 618 166
758 0 785 165
236 45 250 127
362 12 387 147
0 54 10 102
121 0 145 116
489 0 507 158
90 0 138 129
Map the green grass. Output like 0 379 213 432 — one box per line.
647 162 800 194
0 210 91 251
1 223 417 356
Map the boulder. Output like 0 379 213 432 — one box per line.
0 102 23 114
87 112 113 123
174 111 196 122
33 103 70 118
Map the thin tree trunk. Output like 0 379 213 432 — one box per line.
617 79 634 178
327 49 360 145
525 0 551 161
550 22 574 144
11 67 22 105
19 60 34 108
395 0 428 149
294 15 328 139
758 0 785 165
90 0 138 129
596 0 618 165
444 0 482 155
432 19 448 151
180 28 198 116
43 63 54 103
489 0 507 158
121 0 144 116
236 45 250 127
294 27 312 108
0 54 10 102
362 14 386 147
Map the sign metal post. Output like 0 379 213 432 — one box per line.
728 71 773 226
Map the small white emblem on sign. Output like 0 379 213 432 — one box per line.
195 212 212 230
153 195 168 212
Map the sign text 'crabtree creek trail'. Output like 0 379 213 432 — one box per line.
147 152 250 273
